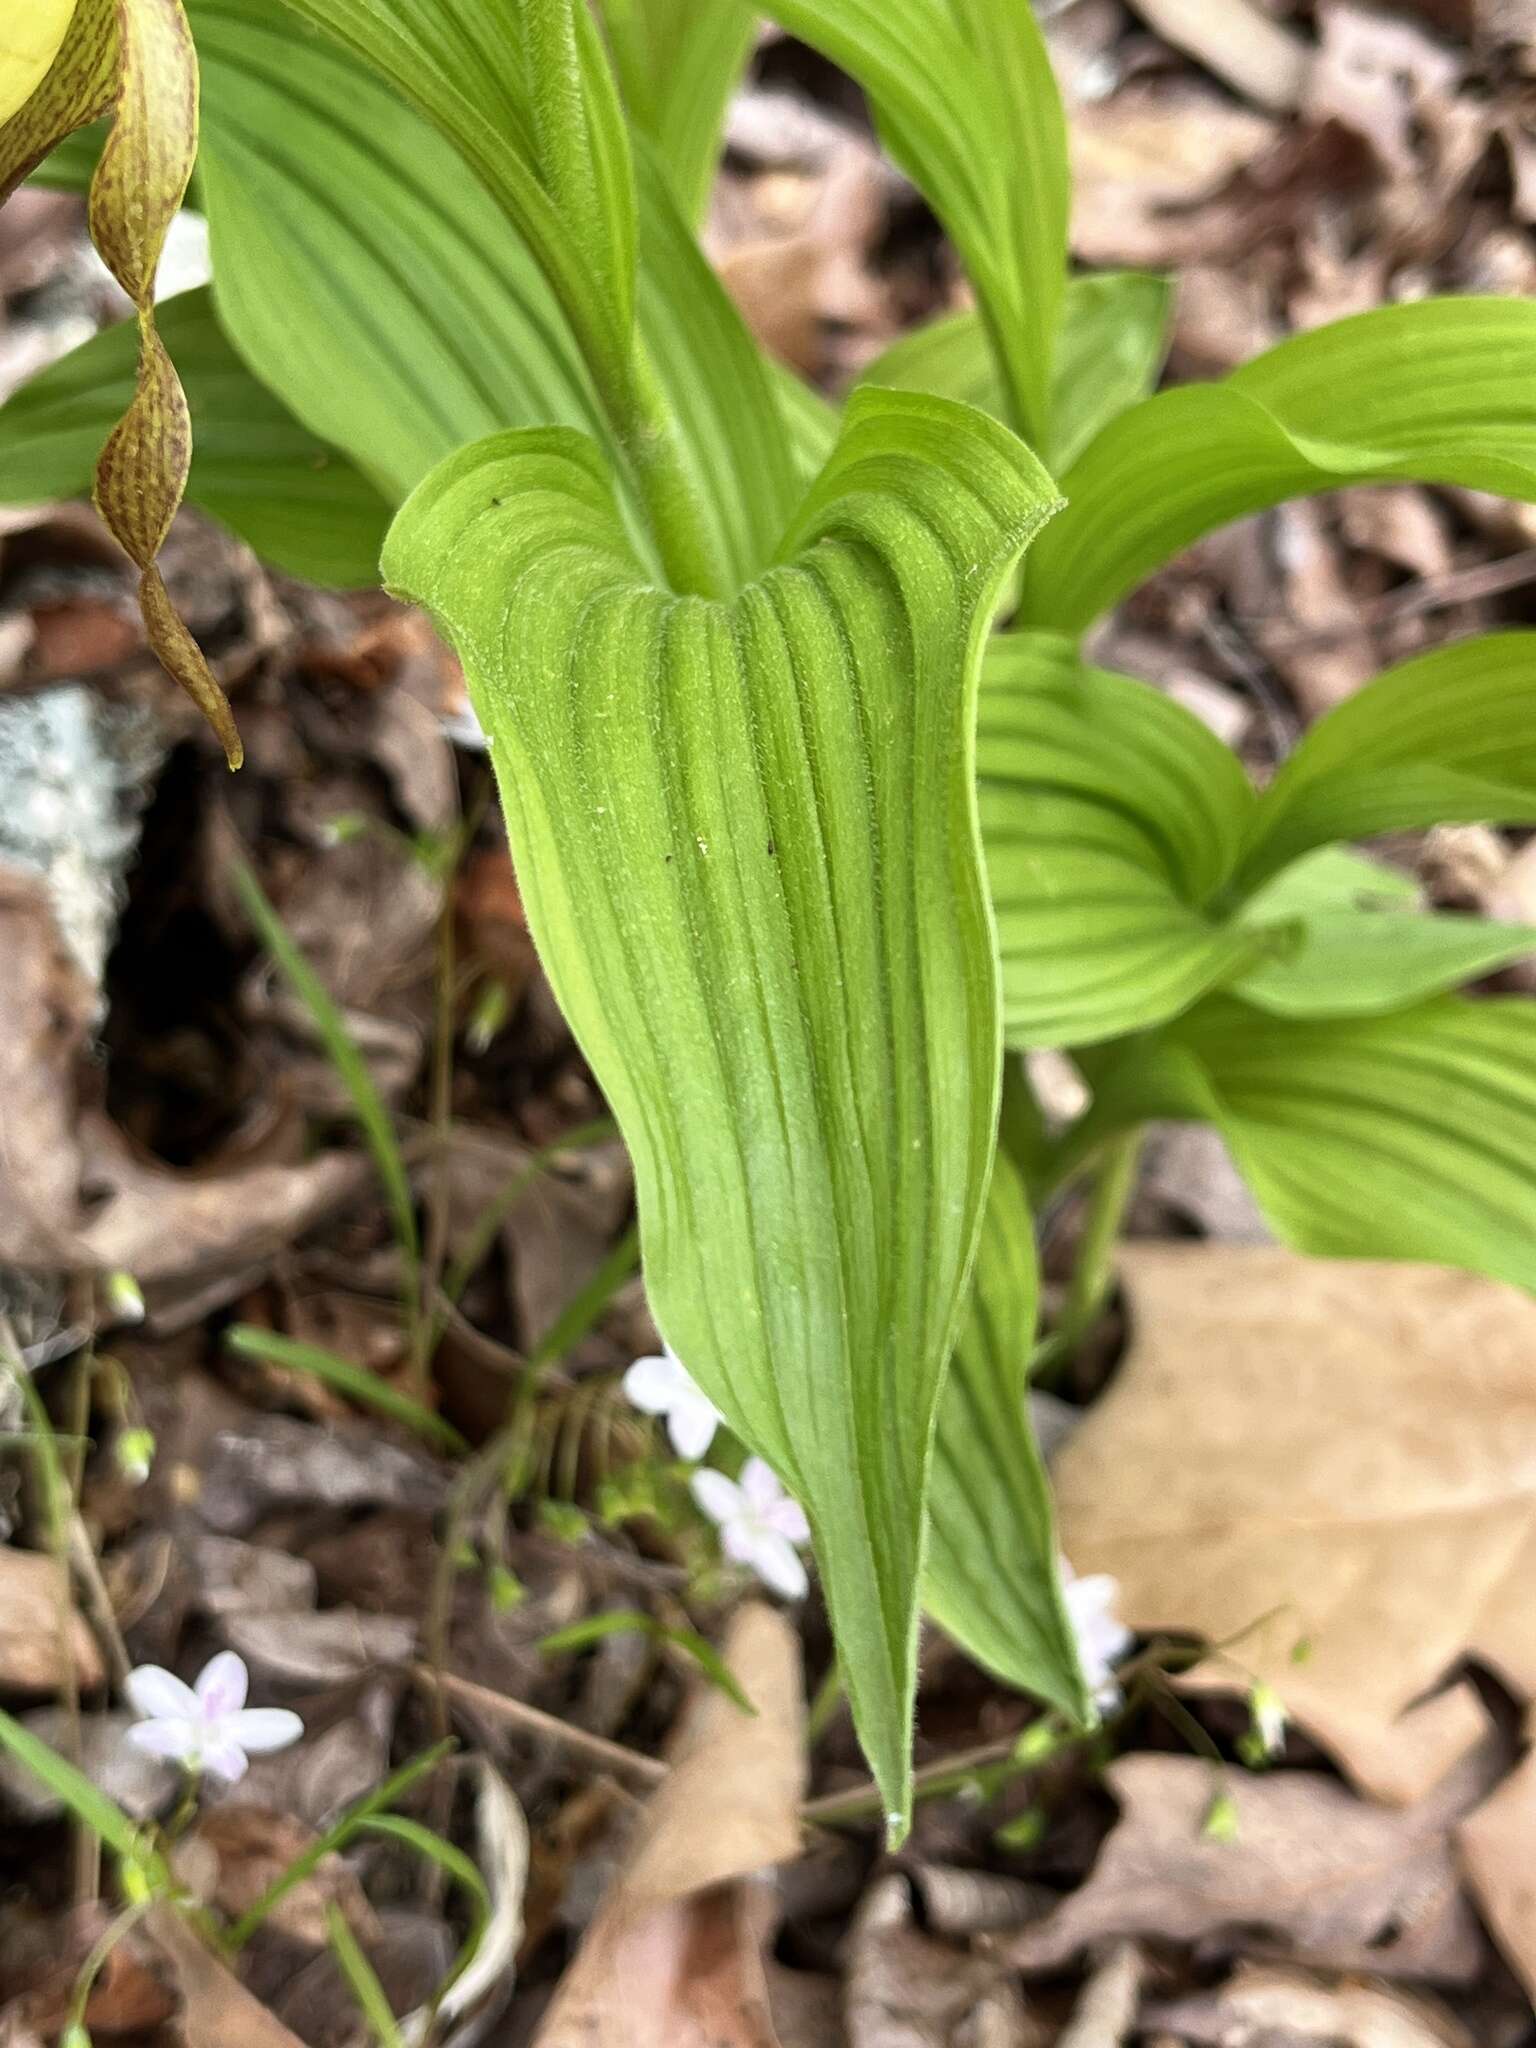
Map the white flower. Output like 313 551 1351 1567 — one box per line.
1060 1556 1133 1711
1250 1681 1287 1758
622 1343 724 1460
691 1456 811 1599
124 1652 303 1782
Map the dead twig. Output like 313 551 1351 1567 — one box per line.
411 1663 667 1788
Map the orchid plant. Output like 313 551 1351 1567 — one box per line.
5 0 1536 1837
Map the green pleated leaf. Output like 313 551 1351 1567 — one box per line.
197 0 792 591
29 114 106 189
925 1148 1088 1719
191 0 610 509
1048 270 1172 473
383 388 1062 1834
1088 995 1536 1295
1236 631 1536 892
768 0 1067 446
1234 850 1536 1018
1025 298 1536 631
978 634 1262 1049
596 0 755 225
0 286 390 585
860 273 1170 473
271 0 637 392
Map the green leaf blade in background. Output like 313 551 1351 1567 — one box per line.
0 286 390 584
859 272 1170 472
596 0 756 226
1233 848 1536 1017
384 388 1063 1833
978 635 1262 1048
768 0 1067 447
1089 995 1536 1295
192 0 613 510
1234 631 1536 892
1024 298 1536 631
926 1149 1089 1720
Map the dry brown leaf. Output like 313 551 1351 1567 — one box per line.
1069 88 1277 268
145 1905 307 2048
1150 1962 1479 2047
177 1805 382 1949
534 1603 805 2048
0 1547 104 1693
1456 1744 1536 2003
846 1871 1041 2048
1124 0 1311 112
1054 1246 1536 1799
997 1746 1496 1982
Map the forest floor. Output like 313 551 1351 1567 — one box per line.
3 3 1536 2043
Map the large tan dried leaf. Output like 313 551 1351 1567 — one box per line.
1054 1246 1536 1799
534 1604 805 2048
1457 1745 1536 2003
998 1745 1498 1982
1124 0 1310 112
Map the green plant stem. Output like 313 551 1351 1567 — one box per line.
620 343 729 599
1036 1128 1143 1373
66 1900 154 2035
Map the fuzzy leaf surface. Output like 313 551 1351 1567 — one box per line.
384 389 1062 1829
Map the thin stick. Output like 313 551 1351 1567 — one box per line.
412 1665 666 1788
801 1736 1020 1828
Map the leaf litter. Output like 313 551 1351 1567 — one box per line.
3 7 1536 2047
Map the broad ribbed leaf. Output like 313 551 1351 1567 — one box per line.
272 0 637 394
1025 299 1536 631
1235 631 1536 892
596 0 755 225
383 389 1061 1832
0 287 389 585
191 0 610 508
202 0 791 589
1049 270 1172 472
1087 996 1536 1295
768 0 1067 446
1234 851 1536 1018
861 273 1170 474
926 1149 1088 1718
978 634 1261 1048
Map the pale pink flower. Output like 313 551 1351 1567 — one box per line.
691 1457 811 1599
124 1652 302 1782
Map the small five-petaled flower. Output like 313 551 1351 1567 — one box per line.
691 1456 812 1600
124 1652 303 1782
1060 1556 1133 1710
622 1342 724 1460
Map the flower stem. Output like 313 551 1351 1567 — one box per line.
1036 1128 1144 1374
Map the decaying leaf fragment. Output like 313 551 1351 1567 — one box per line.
999 1745 1499 1983
534 1604 805 2048
1054 1246 1536 1799
0 0 242 765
